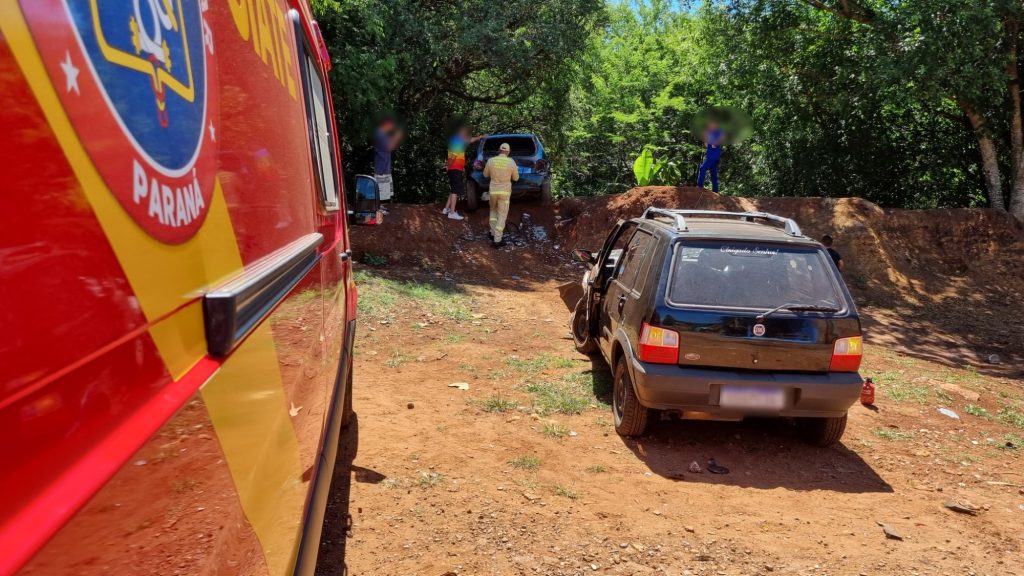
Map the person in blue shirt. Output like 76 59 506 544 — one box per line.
698 120 724 193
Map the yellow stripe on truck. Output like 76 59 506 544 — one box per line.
1 5 305 574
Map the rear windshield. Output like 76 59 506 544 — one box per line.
483 137 536 157
668 241 842 310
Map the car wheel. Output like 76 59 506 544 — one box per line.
795 414 847 446
541 180 552 204
466 180 479 213
613 358 649 437
570 298 599 356
339 368 354 428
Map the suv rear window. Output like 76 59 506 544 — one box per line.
482 137 536 157
668 241 841 310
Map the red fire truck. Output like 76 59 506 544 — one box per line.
0 1 356 574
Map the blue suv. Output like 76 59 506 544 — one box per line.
466 133 552 211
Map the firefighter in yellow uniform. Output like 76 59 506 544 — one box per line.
483 142 519 248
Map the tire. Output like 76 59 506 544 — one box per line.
612 358 649 437
466 180 479 213
795 414 847 446
570 297 599 356
541 180 553 204
339 368 354 428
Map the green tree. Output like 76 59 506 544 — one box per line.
310 0 605 202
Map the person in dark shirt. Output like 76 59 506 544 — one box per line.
821 234 844 272
373 117 403 202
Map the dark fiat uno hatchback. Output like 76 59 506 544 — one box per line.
569 209 863 445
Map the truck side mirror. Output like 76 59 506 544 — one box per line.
572 248 596 264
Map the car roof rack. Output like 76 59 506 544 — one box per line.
641 208 803 237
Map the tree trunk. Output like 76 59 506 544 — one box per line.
1006 17 1024 219
959 99 1006 210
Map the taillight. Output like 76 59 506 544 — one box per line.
473 160 484 171
638 323 679 364
830 336 863 372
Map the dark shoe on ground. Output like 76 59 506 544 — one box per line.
491 240 507 249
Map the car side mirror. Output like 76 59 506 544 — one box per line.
572 248 596 264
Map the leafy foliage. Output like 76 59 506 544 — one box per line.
311 0 1024 214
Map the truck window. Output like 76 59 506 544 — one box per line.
295 16 341 212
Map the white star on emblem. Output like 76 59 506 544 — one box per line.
60 51 80 95
208 122 216 142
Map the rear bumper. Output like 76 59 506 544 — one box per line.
469 171 549 194
630 359 861 418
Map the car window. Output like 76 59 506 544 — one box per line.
296 25 341 212
613 230 653 291
668 241 841 310
601 222 637 281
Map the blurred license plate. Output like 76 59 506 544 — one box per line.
720 386 785 410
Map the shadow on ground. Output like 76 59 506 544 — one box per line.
620 416 893 493
316 413 382 576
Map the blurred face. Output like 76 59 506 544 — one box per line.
708 121 719 131
457 126 470 140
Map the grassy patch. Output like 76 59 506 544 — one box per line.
553 484 580 499
505 354 554 374
553 356 576 369
585 464 608 474
509 455 541 471
445 333 465 344
416 472 444 488
386 352 412 368
475 397 519 413
878 373 931 404
872 428 915 441
526 380 591 415
488 370 508 381
997 407 1024 428
562 370 613 407
542 422 571 438
997 433 1022 450
363 253 387 267
354 269 471 321
964 404 992 419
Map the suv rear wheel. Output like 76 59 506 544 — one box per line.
795 414 847 446
466 180 479 212
613 359 649 437
570 298 598 356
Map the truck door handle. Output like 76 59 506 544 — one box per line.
340 249 352 261
617 294 626 313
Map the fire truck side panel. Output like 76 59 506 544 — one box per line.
0 0 354 574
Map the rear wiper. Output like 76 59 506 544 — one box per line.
756 303 840 322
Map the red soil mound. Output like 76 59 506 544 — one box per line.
350 188 1024 372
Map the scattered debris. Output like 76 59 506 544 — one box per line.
987 354 1001 365
876 521 904 541
937 407 960 420
707 458 729 475
942 501 979 515
448 382 470 391
688 461 702 474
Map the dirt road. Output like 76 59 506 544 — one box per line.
316 202 1023 576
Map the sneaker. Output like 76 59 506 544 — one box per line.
481 192 490 202
442 207 450 215
447 212 465 221
491 239 507 248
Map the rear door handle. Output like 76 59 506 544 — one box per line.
340 249 352 261
617 294 627 313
